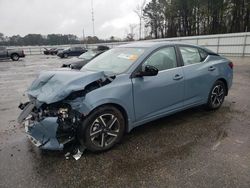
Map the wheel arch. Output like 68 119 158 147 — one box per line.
217 78 228 96
11 53 19 57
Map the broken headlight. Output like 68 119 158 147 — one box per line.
58 108 69 119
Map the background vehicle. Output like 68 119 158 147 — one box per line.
43 47 64 55
18 42 233 152
44 48 55 55
0 46 25 61
61 45 110 69
57 46 87 58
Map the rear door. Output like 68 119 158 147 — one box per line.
178 45 216 106
132 46 185 121
69 47 76 56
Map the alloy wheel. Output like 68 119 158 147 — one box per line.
12 54 19 61
211 85 224 108
89 113 120 148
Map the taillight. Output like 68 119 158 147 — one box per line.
228 62 233 69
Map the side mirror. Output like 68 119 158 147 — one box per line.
135 65 159 77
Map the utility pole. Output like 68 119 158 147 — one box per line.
82 27 86 47
91 0 95 36
82 27 85 41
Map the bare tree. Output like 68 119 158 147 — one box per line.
129 24 137 36
126 24 137 41
134 0 146 39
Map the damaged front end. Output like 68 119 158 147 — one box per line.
18 101 83 150
18 70 114 150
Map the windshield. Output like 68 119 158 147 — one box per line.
81 47 145 74
79 50 97 60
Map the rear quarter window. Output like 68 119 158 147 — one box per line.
198 48 208 61
180 46 208 65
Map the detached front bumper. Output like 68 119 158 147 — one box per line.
18 101 76 150
24 117 64 150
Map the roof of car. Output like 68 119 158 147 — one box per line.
118 41 199 48
118 41 218 55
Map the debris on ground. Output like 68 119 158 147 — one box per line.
64 144 86 160
72 149 83 160
64 152 70 160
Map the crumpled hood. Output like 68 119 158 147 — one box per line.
27 70 106 104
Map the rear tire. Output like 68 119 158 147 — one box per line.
11 54 19 61
206 80 226 110
78 105 125 152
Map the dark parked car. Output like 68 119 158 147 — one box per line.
43 48 63 55
0 46 25 61
57 46 87 58
61 46 110 70
18 42 233 152
44 48 55 55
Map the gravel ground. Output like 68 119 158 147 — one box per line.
0 55 249 188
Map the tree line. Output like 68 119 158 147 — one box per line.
0 33 120 46
0 33 82 46
143 0 250 38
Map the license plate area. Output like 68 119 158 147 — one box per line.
24 116 32 132
27 135 42 147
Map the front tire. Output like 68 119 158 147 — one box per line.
11 54 20 61
63 53 68 58
206 80 226 110
78 106 125 152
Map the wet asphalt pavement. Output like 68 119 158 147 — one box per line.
0 55 249 188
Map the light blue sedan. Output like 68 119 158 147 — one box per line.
18 42 233 152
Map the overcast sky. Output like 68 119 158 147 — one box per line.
0 0 150 39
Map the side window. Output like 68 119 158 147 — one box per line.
180 46 207 65
199 48 208 61
75 47 82 51
143 47 177 71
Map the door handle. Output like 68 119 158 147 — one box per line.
173 74 183 80
208 66 216 71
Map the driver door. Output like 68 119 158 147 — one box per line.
132 46 184 121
